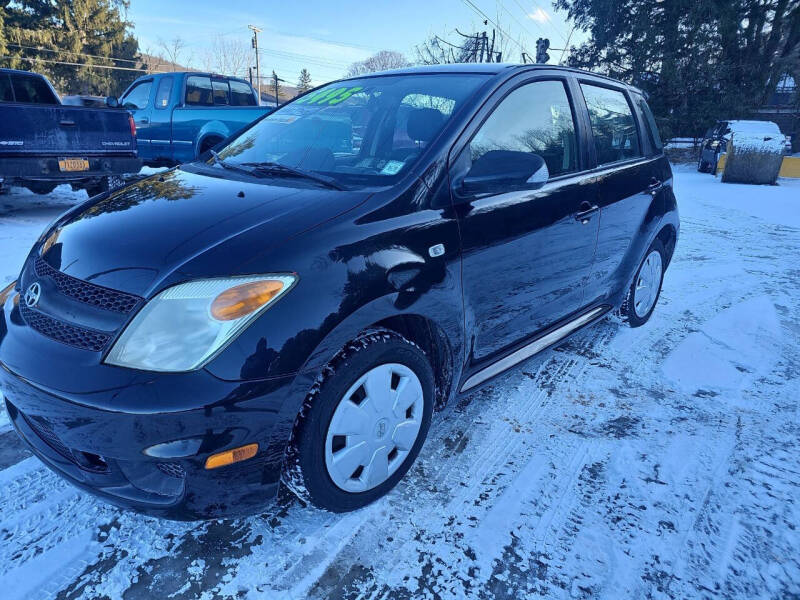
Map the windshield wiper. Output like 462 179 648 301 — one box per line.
208 150 259 178
240 161 345 190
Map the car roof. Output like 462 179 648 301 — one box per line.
344 64 644 93
0 68 46 77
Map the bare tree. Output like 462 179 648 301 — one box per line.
346 50 410 77
158 37 188 71
416 29 505 65
200 35 249 77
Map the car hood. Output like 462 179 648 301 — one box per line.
37 167 369 296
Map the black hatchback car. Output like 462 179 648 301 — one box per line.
0 65 678 519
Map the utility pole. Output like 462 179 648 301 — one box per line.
272 71 285 108
248 25 262 104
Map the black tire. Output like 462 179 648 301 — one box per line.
620 238 666 328
25 182 57 195
198 137 223 158
288 330 434 512
697 155 708 173
711 151 720 176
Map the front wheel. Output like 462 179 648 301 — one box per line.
288 331 434 512
620 239 665 328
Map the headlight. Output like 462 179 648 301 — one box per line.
105 275 297 372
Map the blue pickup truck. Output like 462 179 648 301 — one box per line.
120 72 273 166
0 68 141 196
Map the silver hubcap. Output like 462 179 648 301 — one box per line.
634 250 663 318
325 363 424 493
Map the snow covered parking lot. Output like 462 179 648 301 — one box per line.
0 166 799 599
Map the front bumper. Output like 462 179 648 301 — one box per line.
0 359 304 520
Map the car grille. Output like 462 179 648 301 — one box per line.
156 462 186 479
34 257 141 314
22 412 109 473
20 302 111 352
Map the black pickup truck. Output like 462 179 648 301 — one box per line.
0 68 141 196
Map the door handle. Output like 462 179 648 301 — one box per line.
575 201 599 224
138 117 150 124
648 178 663 195
59 120 76 127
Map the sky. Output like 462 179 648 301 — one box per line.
126 0 584 86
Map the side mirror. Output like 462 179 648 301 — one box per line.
105 96 120 108
458 150 549 196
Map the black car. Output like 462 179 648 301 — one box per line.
0 65 678 519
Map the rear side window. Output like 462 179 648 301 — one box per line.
469 79 578 177
581 84 641 165
230 80 257 106
122 81 152 110
154 76 173 109
0 74 13 102
633 94 663 152
212 80 230 105
186 76 213 106
10 74 58 104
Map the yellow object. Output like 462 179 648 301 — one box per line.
210 280 284 321
717 154 800 178
779 156 800 178
204 443 259 469
716 153 727 175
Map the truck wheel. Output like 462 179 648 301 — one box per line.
697 155 708 173
620 239 665 328
287 331 434 512
85 176 125 198
198 137 223 158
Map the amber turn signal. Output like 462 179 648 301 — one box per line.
210 280 284 321
204 443 259 470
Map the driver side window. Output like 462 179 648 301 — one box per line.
469 80 578 178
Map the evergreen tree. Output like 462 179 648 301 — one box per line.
0 6 6 56
2 0 139 96
555 0 800 138
297 68 312 93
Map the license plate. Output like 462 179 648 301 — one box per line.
58 158 90 172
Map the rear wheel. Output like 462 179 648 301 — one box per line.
620 239 665 328
289 331 434 512
697 154 708 173
198 137 223 158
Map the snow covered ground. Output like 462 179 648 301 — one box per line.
1 166 799 599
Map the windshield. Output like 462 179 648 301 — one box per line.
215 74 489 186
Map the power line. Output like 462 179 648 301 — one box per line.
257 48 352 70
459 0 525 52
0 55 164 73
6 43 141 65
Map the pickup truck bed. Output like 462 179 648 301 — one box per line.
0 68 141 195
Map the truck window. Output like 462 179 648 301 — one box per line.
186 76 213 106
230 80 257 106
0 74 13 102
580 83 642 165
122 81 153 110
212 80 230 105
10 74 58 104
154 76 173 109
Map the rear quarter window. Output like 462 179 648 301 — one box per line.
633 94 663 152
154 76 174 109
230 80 257 106
10 74 58 104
